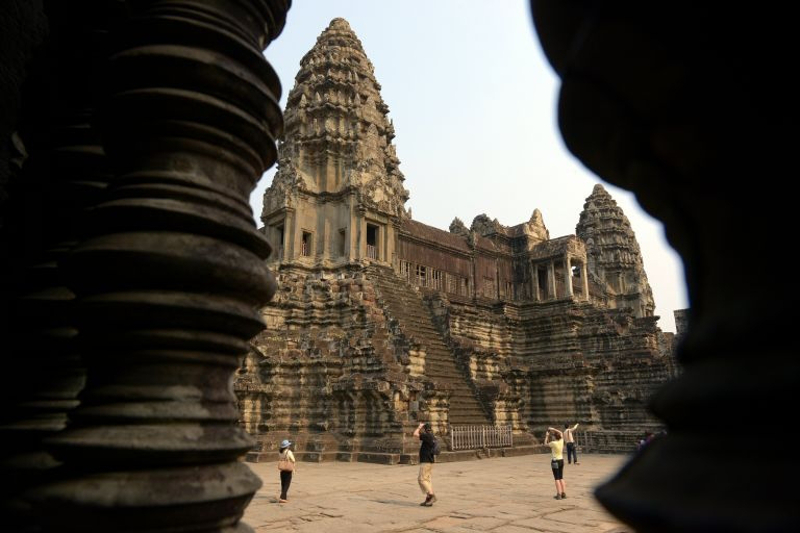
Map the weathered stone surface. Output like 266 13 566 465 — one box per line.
240 18 675 463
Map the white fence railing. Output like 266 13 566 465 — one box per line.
450 425 513 450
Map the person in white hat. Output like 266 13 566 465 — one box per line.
277 439 296 503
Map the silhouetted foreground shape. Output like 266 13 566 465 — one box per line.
1 1 290 531
531 2 799 531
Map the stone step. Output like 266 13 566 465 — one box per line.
367 266 491 425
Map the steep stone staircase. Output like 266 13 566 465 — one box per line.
367 265 492 426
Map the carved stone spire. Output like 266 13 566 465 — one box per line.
470 213 503 236
449 217 469 239
577 184 655 317
524 208 549 243
263 17 408 221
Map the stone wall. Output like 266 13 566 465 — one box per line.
237 267 432 463
431 296 670 435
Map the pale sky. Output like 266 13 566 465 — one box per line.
250 0 689 332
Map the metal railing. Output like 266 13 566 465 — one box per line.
450 425 513 450
575 430 642 454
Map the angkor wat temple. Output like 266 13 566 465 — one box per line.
235 19 676 463
4 1 792 531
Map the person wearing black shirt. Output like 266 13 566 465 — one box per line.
414 422 437 506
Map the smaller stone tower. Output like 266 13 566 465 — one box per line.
576 184 655 317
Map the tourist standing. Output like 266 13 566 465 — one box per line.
564 422 580 464
414 422 437 506
277 439 296 503
545 427 566 500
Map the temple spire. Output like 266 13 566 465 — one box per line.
576 184 655 318
264 17 407 222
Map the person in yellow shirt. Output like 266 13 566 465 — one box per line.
545 427 566 500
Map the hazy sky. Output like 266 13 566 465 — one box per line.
250 0 688 332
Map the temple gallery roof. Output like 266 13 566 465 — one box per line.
528 235 585 261
401 219 471 252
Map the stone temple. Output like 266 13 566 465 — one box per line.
235 18 676 463
6 1 791 530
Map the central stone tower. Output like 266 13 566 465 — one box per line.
262 18 408 267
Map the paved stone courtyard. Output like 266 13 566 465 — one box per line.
243 454 632 532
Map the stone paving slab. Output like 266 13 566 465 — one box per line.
243 454 633 532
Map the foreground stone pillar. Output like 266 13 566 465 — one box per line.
0 3 121 529
532 2 798 531
26 1 289 531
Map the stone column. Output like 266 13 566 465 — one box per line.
389 221 401 268
322 214 331 262
347 193 357 261
548 260 556 300
0 3 118 529
356 208 365 260
532 262 540 301
378 222 385 262
27 2 289 531
470 246 477 299
284 207 296 261
565 255 574 298
582 262 590 301
495 257 501 299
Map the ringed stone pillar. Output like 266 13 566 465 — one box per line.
27 1 290 531
0 3 121 529
548 260 556 300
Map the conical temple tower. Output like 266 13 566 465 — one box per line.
576 184 655 318
261 17 408 267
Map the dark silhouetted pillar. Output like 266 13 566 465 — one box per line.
20 1 290 531
531 2 798 531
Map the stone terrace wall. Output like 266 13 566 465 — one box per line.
236 267 429 462
428 296 671 437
